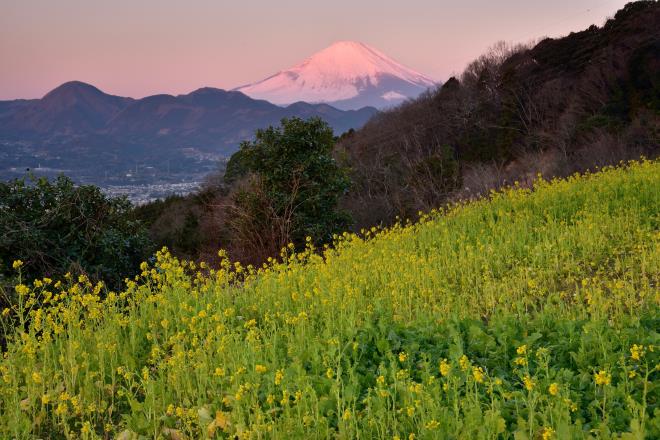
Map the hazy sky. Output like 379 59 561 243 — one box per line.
0 0 629 100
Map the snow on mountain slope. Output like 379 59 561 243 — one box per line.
235 41 437 110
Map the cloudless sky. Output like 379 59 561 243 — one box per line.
0 0 629 100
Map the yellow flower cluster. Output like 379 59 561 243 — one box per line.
594 370 611 386
439 359 451 377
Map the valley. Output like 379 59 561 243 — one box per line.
0 138 216 203
0 82 380 201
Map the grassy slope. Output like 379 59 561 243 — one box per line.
1 161 659 439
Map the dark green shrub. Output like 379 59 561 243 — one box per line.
0 174 153 290
227 117 351 256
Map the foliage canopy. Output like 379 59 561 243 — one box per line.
0 175 152 289
226 117 351 249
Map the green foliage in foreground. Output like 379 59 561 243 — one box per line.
0 174 153 290
0 161 659 439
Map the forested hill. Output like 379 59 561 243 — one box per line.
336 1 659 229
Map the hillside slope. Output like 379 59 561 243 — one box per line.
1 160 658 438
337 1 659 229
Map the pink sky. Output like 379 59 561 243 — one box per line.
0 0 629 100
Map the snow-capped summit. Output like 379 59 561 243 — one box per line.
236 41 437 110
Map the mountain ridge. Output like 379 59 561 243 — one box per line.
2 81 133 137
0 81 377 186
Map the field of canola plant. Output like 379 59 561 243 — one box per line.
1 160 658 439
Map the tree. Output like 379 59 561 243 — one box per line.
0 174 153 290
224 117 351 260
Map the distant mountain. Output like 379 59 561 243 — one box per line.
2 81 133 138
0 82 377 187
0 99 38 120
236 41 437 110
103 87 375 149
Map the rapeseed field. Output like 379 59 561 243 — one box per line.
1 160 658 439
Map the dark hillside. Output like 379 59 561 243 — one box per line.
337 1 659 229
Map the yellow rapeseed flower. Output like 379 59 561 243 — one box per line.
54 402 68 416
594 370 611 386
472 366 485 383
12 260 23 270
630 344 644 361
516 345 527 355
398 352 408 362
439 359 451 376
275 369 284 385
523 375 535 391
255 364 267 374
425 420 439 430
548 383 559 396
514 357 528 366
459 355 469 371
541 427 555 440
15 284 29 297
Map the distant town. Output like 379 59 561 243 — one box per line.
0 139 224 204
102 181 202 205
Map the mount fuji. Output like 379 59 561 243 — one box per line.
236 41 437 110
